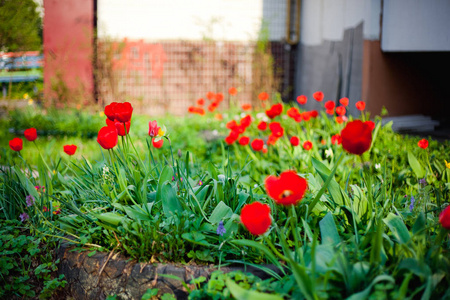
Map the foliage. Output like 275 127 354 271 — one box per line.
0 220 66 299
0 0 42 52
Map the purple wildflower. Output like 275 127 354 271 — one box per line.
409 196 415 212
216 221 226 236
26 195 35 207
19 212 29 222
419 178 427 186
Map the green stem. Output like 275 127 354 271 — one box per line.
289 205 302 261
264 236 289 262
360 155 373 219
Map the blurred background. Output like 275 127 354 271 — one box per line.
1 0 450 130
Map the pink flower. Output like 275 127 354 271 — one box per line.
149 120 160 137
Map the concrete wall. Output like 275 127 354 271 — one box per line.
382 0 450 51
98 0 266 41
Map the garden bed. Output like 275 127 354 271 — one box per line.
57 242 280 299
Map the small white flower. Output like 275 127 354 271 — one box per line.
375 163 381 170
240 113 246 118
254 184 258 188
325 148 333 158
212 130 218 136
256 112 265 119
234 115 240 120
282 115 288 119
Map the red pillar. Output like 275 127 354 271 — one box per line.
43 0 94 105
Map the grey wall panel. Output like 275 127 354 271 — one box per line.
295 23 363 115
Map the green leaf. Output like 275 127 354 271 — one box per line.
93 212 124 226
407 151 425 178
226 277 283 300
156 166 174 202
319 212 340 246
347 275 395 300
209 201 233 224
412 212 426 235
161 183 182 216
230 239 281 268
383 213 410 244
311 157 345 206
181 232 211 247
350 185 368 218
116 203 154 221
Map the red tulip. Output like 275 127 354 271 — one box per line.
325 109 335 115
107 118 131 136
215 93 224 102
340 120 372 155
335 116 344 124
257 121 267 131
310 110 319 118
365 120 375 131
9 138 23 151
258 92 269 101
104 102 118 121
269 122 284 138
339 97 349 107
303 141 313 150
313 91 324 102
251 139 264 151
152 138 164 148
238 136 250 146
199 108 206 115
242 104 252 111
206 91 215 100
439 206 450 230
225 120 237 130
302 111 311 121
287 107 302 122
104 102 133 123
324 101 335 110
197 98 205 106
24 128 37 142
97 126 118 150
267 134 279 146
417 139 428 149
228 87 237 96
225 131 239 145
335 106 346 116
241 115 252 128
331 134 342 145
266 103 283 119
290 136 299 146
116 102 133 122
63 144 77 155
265 170 307 206
355 101 366 111
240 201 271 235
296 95 307 105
